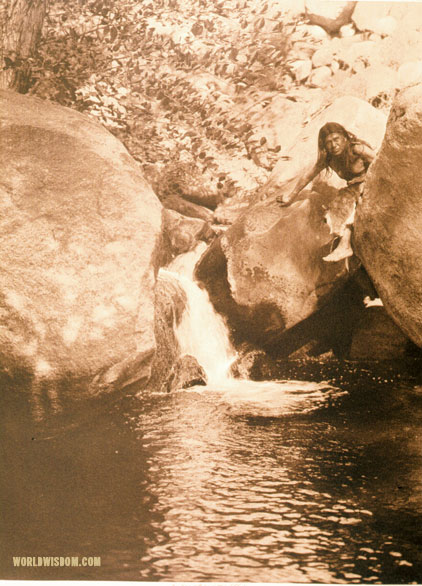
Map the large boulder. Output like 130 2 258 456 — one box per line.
0 90 163 400
355 83 422 347
196 97 387 352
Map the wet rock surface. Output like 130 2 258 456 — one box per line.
163 354 207 392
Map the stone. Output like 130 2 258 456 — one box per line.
0 90 163 398
353 2 388 33
339 23 356 38
161 193 213 222
163 354 207 392
355 83 422 347
398 61 422 89
292 24 329 42
290 59 313 82
343 41 378 72
374 15 397 37
349 307 410 360
308 65 332 87
340 64 399 104
248 94 308 151
353 3 422 35
162 209 213 258
305 0 357 34
274 0 305 18
149 271 187 391
331 60 340 74
312 47 333 68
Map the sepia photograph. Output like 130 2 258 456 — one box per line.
1 0 422 582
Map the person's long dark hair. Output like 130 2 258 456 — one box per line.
317 122 371 169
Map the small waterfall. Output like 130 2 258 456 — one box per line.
160 243 236 385
159 243 344 416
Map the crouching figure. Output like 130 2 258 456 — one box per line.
277 122 375 262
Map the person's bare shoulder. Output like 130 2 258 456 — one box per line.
352 142 375 161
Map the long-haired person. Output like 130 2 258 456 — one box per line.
277 122 375 262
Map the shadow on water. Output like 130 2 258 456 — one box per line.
1 364 422 582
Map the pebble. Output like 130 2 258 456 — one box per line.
340 23 356 38
312 47 333 68
309 65 332 88
290 59 313 82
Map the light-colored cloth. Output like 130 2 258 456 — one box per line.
324 181 363 236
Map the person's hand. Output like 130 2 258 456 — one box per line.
276 194 292 207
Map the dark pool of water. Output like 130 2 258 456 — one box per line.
1 365 422 582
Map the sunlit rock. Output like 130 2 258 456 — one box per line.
355 83 422 347
312 47 334 68
398 61 422 89
0 90 162 398
290 59 313 82
309 65 332 88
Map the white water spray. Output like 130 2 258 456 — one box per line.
159 243 344 416
160 243 236 385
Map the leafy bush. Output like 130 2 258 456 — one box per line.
29 0 298 200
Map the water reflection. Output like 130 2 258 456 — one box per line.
133 381 422 582
1 374 422 582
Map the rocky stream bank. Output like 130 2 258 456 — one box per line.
1 1 422 422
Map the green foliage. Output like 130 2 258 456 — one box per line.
29 0 299 198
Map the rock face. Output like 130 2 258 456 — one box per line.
149 271 187 391
196 97 387 352
163 354 207 392
0 90 163 397
349 306 410 360
355 83 422 347
162 209 213 259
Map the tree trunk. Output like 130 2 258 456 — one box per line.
0 0 47 92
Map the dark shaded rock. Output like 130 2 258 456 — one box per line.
349 306 413 360
163 354 207 392
230 343 277 380
355 83 422 347
148 272 187 391
0 90 162 398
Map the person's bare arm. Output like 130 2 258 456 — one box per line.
277 159 325 206
352 143 375 164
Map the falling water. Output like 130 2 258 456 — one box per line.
158 243 345 416
160 243 236 385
